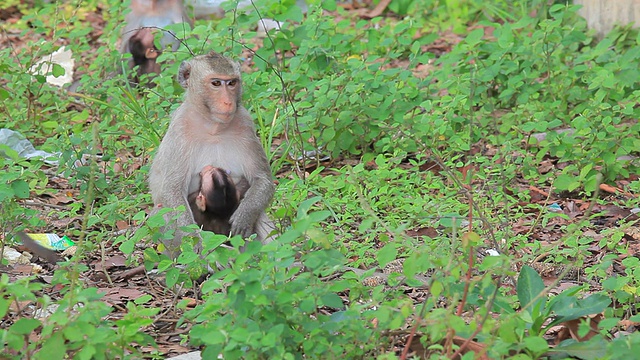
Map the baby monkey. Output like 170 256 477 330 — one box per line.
188 165 249 235
121 0 191 84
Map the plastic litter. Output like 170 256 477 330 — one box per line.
29 46 75 87
0 128 60 165
548 203 563 212
25 233 75 251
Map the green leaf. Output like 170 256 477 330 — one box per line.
157 259 173 272
465 28 484 46
177 250 198 264
497 24 514 48
143 247 160 262
166 267 179 287
0 297 8 318
430 280 443 298
10 180 30 198
601 276 620 291
376 242 397 269
549 336 608 359
517 265 546 314
321 0 336 11
261 330 278 347
37 331 66 360
63 324 85 342
119 238 135 254
11 318 41 335
300 298 315 313
147 212 168 228
51 63 65 77
41 120 58 130
554 293 611 322
439 213 464 228
523 336 549 353
75 345 97 360
320 293 344 309
135 294 153 304
554 173 581 192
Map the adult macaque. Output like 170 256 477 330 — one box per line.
149 52 276 258
188 165 249 234
121 0 192 81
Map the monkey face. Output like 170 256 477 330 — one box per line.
207 77 240 116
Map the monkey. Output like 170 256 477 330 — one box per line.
187 165 250 234
120 0 192 82
148 51 276 259
127 28 162 76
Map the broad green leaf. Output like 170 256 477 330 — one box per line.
75 345 97 360
439 213 464 228
461 231 481 247
261 330 278 347
554 293 611 322
143 247 160 262
135 294 153 304
376 242 397 269
11 318 41 335
497 23 514 48
37 331 65 360
549 336 608 360
177 250 198 264
300 298 315 313
119 238 135 254
10 180 29 198
554 173 580 192
465 28 484 46
523 336 549 353
51 63 65 77
320 293 344 309
0 297 9 318
165 267 179 287
430 279 443 299
321 0 336 11
517 265 546 314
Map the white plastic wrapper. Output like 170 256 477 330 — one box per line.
0 128 60 165
29 46 75 87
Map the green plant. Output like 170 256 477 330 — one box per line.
0 150 48 243
517 265 611 357
0 273 158 359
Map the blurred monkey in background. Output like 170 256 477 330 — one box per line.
121 0 192 83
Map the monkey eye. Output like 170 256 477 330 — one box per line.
227 79 238 87
211 79 223 87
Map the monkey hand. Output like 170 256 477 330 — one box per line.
229 205 261 238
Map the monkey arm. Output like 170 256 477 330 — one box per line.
229 146 275 238
229 175 275 238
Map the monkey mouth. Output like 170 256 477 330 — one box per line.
214 109 237 121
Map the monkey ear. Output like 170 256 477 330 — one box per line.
195 192 207 212
145 48 159 60
178 61 191 88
